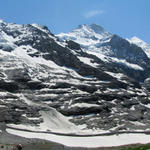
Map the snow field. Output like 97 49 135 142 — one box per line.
6 128 150 148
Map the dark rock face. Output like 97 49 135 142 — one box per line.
27 81 46 90
108 35 150 81
0 80 19 92
66 40 81 50
0 21 150 134
109 35 148 62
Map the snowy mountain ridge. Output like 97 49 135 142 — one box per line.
127 36 150 58
57 24 150 79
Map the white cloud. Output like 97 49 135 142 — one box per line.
84 10 104 18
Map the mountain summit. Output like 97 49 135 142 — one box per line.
76 24 111 36
58 24 112 49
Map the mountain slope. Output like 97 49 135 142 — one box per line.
0 20 150 136
57 24 150 82
127 36 150 58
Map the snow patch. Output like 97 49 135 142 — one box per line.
7 108 80 134
145 104 150 109
39 110 80 133
0 105 6 108
70 103 99 108
6 129 150 148
86 51 109 62
78 56 99 67
111 57 144 71
131 121 145 126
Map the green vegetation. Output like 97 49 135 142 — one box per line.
120 144 150 150
22 142 56 150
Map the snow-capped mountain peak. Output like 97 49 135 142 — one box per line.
128 36 147 46
76 23 109 35
73 24 111 38
127 36 150 58
57 24 112 54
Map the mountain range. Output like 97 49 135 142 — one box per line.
0 19 150 137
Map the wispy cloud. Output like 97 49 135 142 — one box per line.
84 10 104 18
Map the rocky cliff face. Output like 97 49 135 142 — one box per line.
0 20 150 135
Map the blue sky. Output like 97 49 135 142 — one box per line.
0 0 150 43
